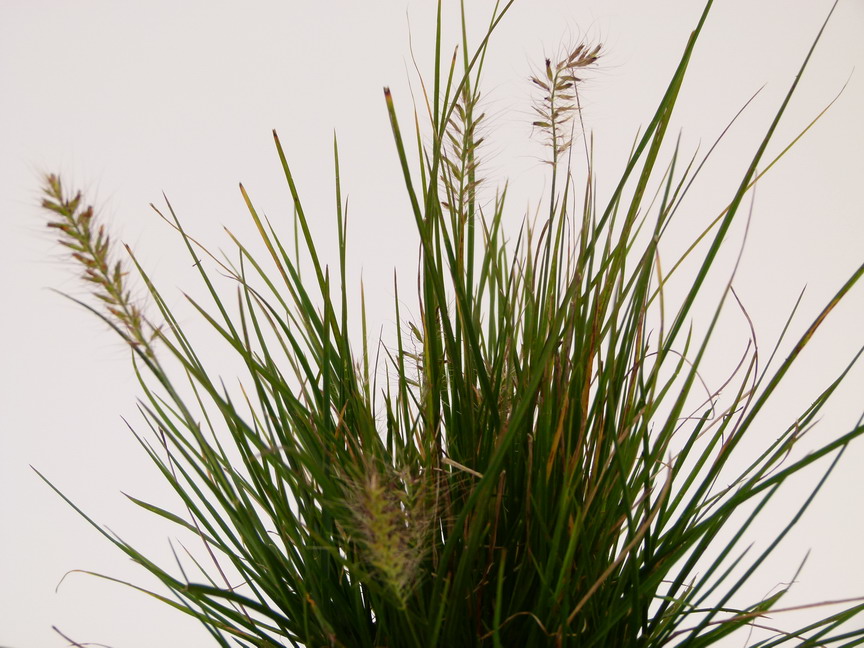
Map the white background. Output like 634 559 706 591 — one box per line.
2 1 863 646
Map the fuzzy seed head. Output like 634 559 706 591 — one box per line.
343 464 433 605
530 41 603 162
40 174 159 356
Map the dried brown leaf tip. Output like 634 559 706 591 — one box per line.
531 41 602 162
41 174 158 357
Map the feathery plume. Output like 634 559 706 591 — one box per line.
531 42 602 162
41 174 158 356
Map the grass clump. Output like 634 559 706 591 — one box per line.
37 1 864 646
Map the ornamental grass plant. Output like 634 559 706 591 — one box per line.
37 0 864 646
